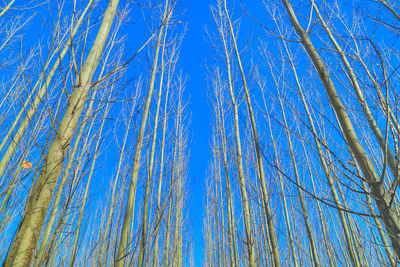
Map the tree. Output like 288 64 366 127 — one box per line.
4 1 120 265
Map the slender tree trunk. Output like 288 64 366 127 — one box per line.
137 24 168 267
3 1 119 265
164 189 174 267
152 74 172 267
0 1 93 178
97 89 138 267
219 34 256 267
277 92 320 267
223 1 280 264
172 115 184 267
116 3 170 264
69 83 114 266
282 0 400 257
268 14 362 265
311 0 398 180
33 87 97 267
33 16 122 261
266 111 298 267
216 102 239 266
213 4 256 265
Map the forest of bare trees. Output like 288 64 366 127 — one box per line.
205 0 400 266
0 0 191 266
0 0 399 266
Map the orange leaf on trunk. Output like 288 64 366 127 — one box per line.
22 161 32 169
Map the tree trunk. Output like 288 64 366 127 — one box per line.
3 1 119 265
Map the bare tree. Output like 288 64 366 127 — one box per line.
4 1 120 265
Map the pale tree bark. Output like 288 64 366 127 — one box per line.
163 178 174 266
163 82 187 267
116 2 172 264
282 0 400 258
207 157 221 266
0 108 61 250
374 0 400 22
358 167 397 266
287 52 359 266
33 12 124 265
69 74 117 266
222 1 280 265
262 11 364 265
219 142 239 267
302 141 337 266
151 39 181 266
38 127 94 267
33 85 96 267
209 100 224 267
266 110 298 267
340 18 400 191
151 63 172 267
212 76 239 267
137 23 169 267
215 147 226 267
355 42 400 144
0 1 93 178
276 84 320 267
172 81 185 267
212 4 256 262
0 0 16 18
97 86 140 267
3 1 119 265
0 109 51 232
311 0 398 181
204 173 215 267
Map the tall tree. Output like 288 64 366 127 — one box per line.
3 1 120 265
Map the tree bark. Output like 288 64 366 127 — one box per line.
3 1 119 265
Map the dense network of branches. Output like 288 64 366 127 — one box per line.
1 0 400 266
0 0 191 266
205 0 400 266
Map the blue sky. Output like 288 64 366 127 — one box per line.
181 1 213 264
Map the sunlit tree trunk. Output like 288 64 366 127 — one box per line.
3 1 119 265
137 24 169 267
213 83 239 267
169 82 188 267
264 17 362 265
96 85 140 267
311 0 398 180
116 2 171 264
152 66 173 267
34 12 124 265
276 88 320 266
266 111 298 267
164 184 174 266
69 77 117 266
0 1 93 178
211 3 258 265
222 1 280 265
282 0 400 257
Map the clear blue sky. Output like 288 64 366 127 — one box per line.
181 1 213 264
